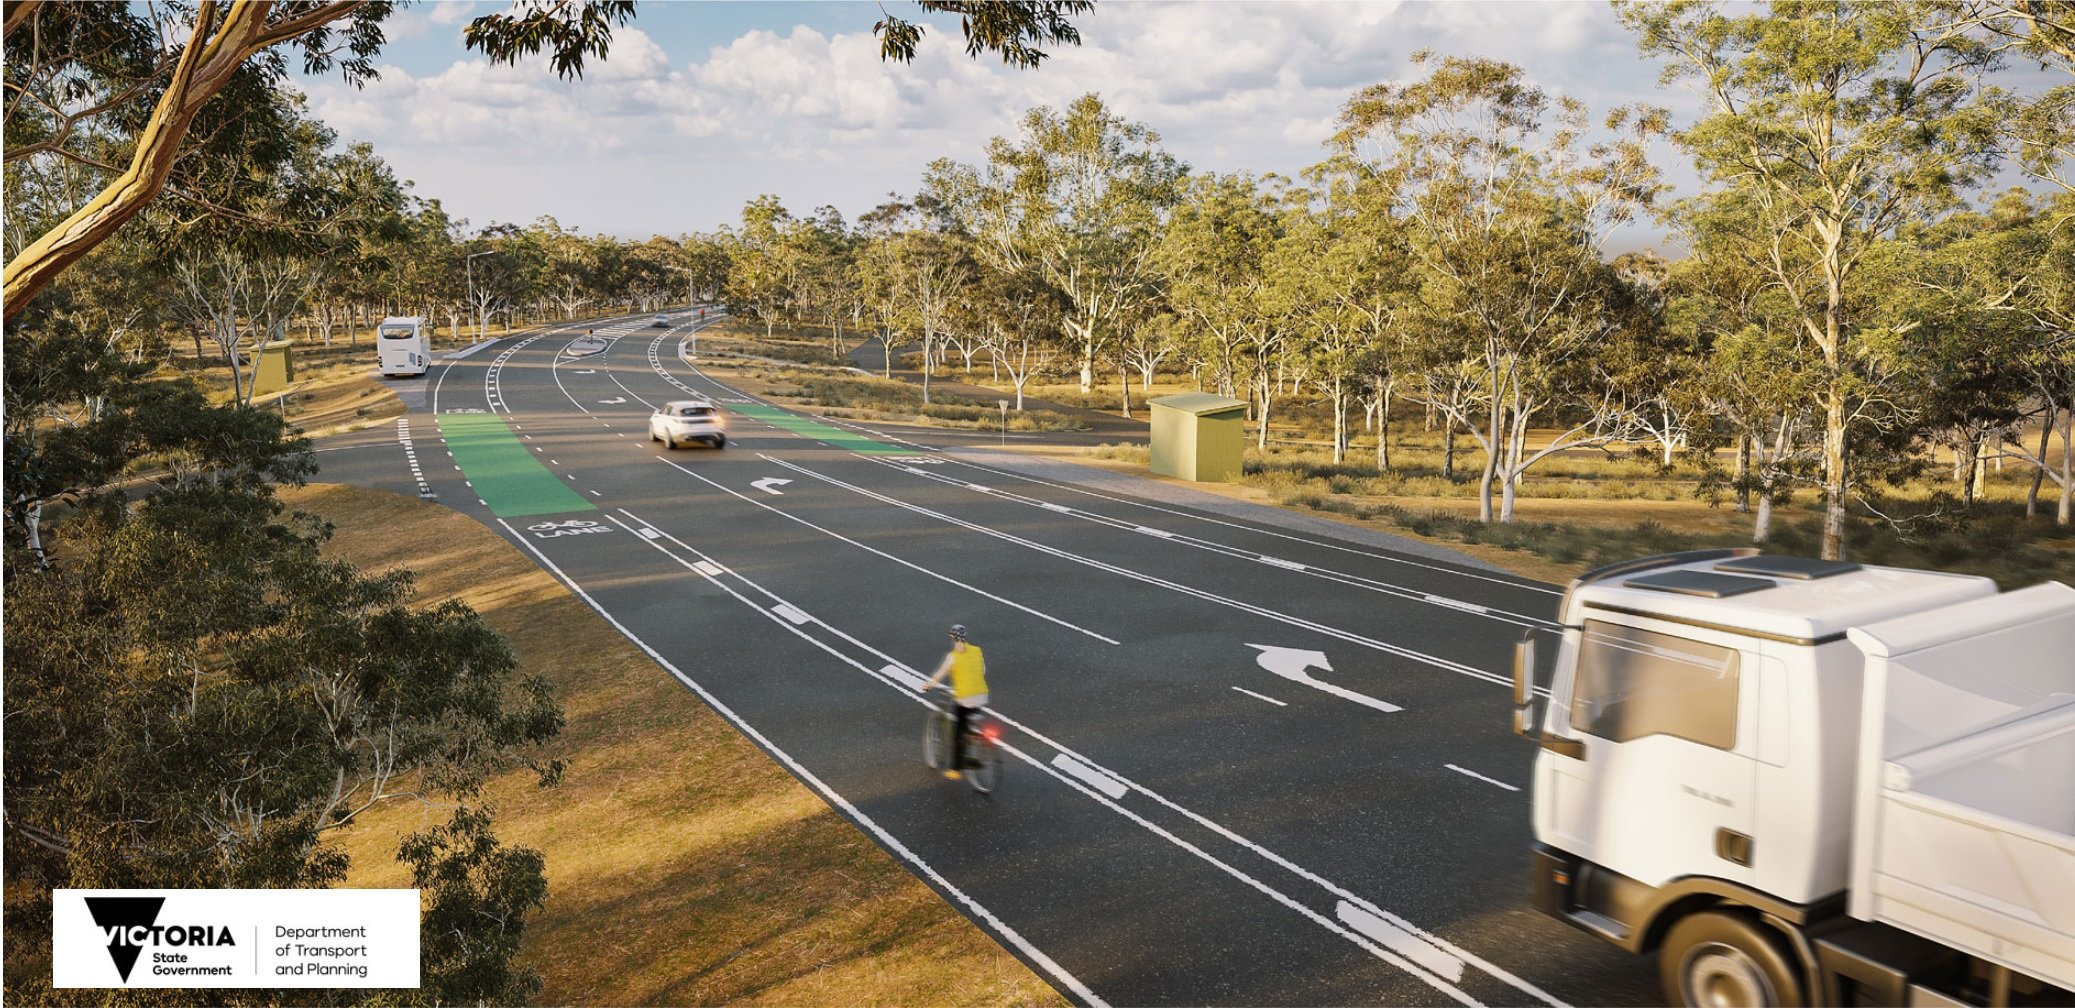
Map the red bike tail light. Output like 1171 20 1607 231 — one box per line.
981 722 1001 742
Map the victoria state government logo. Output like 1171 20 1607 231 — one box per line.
83 896 234 983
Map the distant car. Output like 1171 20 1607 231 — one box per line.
649 399 726 449
651 314 670 327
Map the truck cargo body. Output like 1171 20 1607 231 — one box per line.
1515 550 2075 1006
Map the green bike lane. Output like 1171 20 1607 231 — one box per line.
435 412 596 518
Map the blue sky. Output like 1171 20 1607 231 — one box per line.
293 1 2037 254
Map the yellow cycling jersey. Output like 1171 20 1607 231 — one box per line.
949 643 988 700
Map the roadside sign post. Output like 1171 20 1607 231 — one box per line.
999 400 1009 446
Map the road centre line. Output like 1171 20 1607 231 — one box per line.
652 456 1120 645
497 516 1107 1008
863 455 1550 631
783 455 1524 692
937 454 1561 598
590 513 1489 1006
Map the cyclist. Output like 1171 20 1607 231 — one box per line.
918 624 988 780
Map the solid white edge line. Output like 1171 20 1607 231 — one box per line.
1444 764 1522 793
497 518 1109 1008
604 512 1487 1006
660 455 1120 646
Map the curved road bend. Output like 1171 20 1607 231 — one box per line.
313 312 1662 1007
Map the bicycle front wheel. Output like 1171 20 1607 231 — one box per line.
966 737 1000 795
923 711 952 769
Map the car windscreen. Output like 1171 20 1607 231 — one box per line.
677 407 714 417
379 328 415 339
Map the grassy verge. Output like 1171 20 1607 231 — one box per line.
1060 442 2075 589
287 482 1066 1007
690 323 1091 433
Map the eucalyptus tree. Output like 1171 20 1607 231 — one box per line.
973 261 1066 410
1153 172 1282 402
930 94 1186 392
1267 198 1373 463
1331 53 1665 522
1621 0 2004 558
2 0 1091 320
725 195 798 336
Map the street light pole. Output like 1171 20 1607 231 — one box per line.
464 250 493 343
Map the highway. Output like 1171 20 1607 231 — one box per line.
312 312 1664 1006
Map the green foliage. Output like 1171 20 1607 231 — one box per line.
4 313 559 1005
395 808 551 1006
875 1 1094 69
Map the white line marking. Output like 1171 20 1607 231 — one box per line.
1135 526 1175 538
1051 754 1129 800
880 663 928 690
1444 764 1521 792
604 513 1513 1007
1232 687 1288 707
657 457 1119 645
588 490 602 497
1039 502 1071 513
639 528 662 540
1336 901 1466 982
494 519 1109 1008
1424 594 1491 615
1259 555 1307 571
771 603 811 625
768 457 1505 688
693 560 724 576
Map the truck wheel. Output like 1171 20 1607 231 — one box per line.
1661 911 1806 1008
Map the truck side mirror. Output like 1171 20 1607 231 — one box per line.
1512 636 1536 707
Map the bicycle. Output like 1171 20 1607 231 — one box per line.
922 687 1000 795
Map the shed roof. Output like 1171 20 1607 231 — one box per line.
1148 392 1248 415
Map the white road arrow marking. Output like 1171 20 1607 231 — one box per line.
597 396 626 404
1245 644 1402 713
751 477 793 495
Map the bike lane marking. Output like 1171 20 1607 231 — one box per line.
592 509 1494 1007
435 413 595 518
499 514 1110 1008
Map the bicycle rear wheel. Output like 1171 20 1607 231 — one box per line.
966 737 1000 795
923 710 952 769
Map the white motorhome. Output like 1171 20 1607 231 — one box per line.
1512 549 2074 1007
377 316 429 377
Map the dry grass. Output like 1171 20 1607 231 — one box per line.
284 483 1066 1008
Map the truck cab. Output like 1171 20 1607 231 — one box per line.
1514 549 2074 1006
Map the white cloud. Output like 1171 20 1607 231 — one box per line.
427 1 477 28
299 2 1706 245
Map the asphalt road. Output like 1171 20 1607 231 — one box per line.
312 311 1664 1007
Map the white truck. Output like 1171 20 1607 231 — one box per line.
1511 549 2074 1007
376 316 429 377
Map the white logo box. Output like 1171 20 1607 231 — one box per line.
53 888 419 989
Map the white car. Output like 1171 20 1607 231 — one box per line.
651 314 670 327
649 399 727 449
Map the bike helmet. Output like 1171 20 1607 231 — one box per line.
948 624 968 642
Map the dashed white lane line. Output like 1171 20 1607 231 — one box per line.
1259 555 1307 571
1337 901 1466 982
1232 686 1288 707
770 603 811 625
692 560 724 577
1051 753 1130 800
494 517 1110 1008
1135 525 1175 538
1425 594 1491 615
1444 764 1521 792
397 418 435 499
